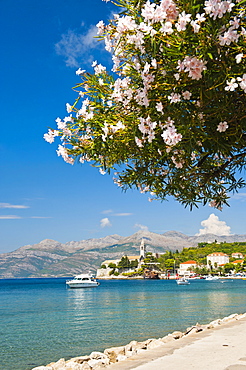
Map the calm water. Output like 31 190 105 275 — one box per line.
1 278 246 370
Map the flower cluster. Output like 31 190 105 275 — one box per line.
44 0 246 208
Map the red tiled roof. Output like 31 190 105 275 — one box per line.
180 260 197 265
232 259 244 264
207 252 228 257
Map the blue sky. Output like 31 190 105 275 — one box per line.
1 0 246 254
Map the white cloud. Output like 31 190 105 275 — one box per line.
196 213 231 236
0 202 29 209
0 215 22 219
101 209 113 214
30 217 52 219
101 210 132 216
114 213 132 216
231 193 246 201
100 217 112 228
55 25 101 67
134 223 149 231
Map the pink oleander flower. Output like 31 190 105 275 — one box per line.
66 103 72 113
176 11 192 32
43 129 59 144
217 121 229 132
209 200 222 210
168 92 181 103
237 74 246 92
225 78 238 91
204 0 235 20
75 68 85 76
156 102 164 113
135 137 144 147
94 63 106 75
160 21 173 35
178 57 207 80
161 125 182 146
182 91 192 100
55 117 66 130
56 145 74 164
219 28 239 46
96 20 105 35
171 155 184 168
235 53 243 63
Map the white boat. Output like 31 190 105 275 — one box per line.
205 275 219 281
176 277 190 285
66 273 100 288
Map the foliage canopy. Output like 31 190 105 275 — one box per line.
45 0 246 209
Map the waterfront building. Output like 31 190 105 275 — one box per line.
178 260 197 276
231 253 244 259
207 252 229 268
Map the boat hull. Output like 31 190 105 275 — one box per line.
66 281 100 288
176 278 190 285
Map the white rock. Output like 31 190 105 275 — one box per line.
116 354 128 362
70 356 90 364
89 352 108 362
161 334 175 343
125 350 137 357
65 360 88 370
171 331 183 339
104 346 125 363
146 339 164 350
124 340 138 352
80 363 91 370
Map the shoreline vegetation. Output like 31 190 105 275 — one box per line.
32 312 246 370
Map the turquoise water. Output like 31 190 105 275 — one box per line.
1 278 246 370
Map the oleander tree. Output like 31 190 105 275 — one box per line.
44 0 246 209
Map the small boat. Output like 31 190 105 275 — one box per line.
176 277 190 285
205 275 219 281
66 273 100 288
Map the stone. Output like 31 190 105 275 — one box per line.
124 340 138 352
65 361 86 370
171 331 184 339
160 334 175 343
146 339 164 350
104 346 125 363
125 350 137 357
71 356 91 364
80 363 91 370
116 354 128 362
89 352 109 362
32 367 52 370
88 358 108 368
50 358 66 369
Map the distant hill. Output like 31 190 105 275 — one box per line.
1 230 246 278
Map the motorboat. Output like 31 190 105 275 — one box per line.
205 275 219 281
66 273 100 288
176 277 190 285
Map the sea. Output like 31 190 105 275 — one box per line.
1 277 246 370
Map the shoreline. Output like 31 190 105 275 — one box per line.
32 312 246 370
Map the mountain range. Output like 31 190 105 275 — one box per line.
1 230 246 278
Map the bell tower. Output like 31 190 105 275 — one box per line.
140 239 146 259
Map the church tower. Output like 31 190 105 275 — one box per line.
139 239 146 259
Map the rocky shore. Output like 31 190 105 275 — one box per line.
32 312 246 370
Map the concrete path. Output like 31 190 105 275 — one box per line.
107 317 246 370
